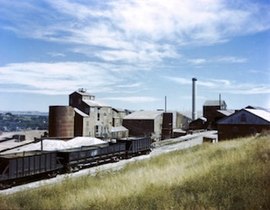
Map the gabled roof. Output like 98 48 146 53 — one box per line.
124 111 163 120
70 90 95 97
74 108 88 117
217 109 235 116
246 109 270 122
192 116 207 122
217 108 270 125
204 100 226 106
83 99 109 107
111 126 128 132
245 106 270 112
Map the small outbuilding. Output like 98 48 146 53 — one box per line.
217 108 270 140
189 117 207 131
110 126 129 139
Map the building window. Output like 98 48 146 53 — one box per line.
97 113 100 121
95 125 99 134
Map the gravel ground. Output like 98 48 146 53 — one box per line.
0 131 215 195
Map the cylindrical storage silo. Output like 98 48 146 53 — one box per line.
49 106 75 139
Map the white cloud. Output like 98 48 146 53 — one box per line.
165 76 216 87
1 0 269 65
166 76 270 95
215 56 247 63
0 62 122 95
102 96 160 103
47 52 66 57
188 59 207 65
188 56 247 65
116 83 142 88
164 77 191 85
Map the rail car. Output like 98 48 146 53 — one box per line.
0 137 152 189
0 151 62 189
57 142 127 172
118 137 152 157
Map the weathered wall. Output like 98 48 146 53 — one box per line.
123 119 154 137
49 106 74 138
217 124 270 140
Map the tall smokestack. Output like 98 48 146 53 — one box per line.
192 78 197 120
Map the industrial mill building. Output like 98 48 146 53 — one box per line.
203 100 227 129
217 107 270 140
49 89 130 139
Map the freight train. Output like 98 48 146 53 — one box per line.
0 137 152 189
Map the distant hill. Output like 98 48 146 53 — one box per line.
0 111 48 116
0 112 48 132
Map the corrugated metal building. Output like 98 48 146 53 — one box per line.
189 117 207 130
123 111 163 140
217 108 270 140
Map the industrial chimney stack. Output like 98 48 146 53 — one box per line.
192 78 197 120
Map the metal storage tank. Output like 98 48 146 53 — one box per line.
49 106 75 139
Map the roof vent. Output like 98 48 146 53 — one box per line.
78 88 87 93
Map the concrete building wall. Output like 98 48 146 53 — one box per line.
173 112 191 130
69 91 114 138
154 114 163 139
94 107 112 138
112 109 129 127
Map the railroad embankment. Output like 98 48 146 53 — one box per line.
0 133 269 209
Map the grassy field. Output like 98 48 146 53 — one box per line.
0 134 269 210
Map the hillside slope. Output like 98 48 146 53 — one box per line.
0 134 269 209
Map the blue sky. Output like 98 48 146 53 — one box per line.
0 0 269 114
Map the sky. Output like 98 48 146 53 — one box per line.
0 0 269 114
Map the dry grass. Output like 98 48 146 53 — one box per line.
0 134 269 209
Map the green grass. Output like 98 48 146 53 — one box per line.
0 134 269 210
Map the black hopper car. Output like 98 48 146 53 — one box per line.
0 137 152 189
